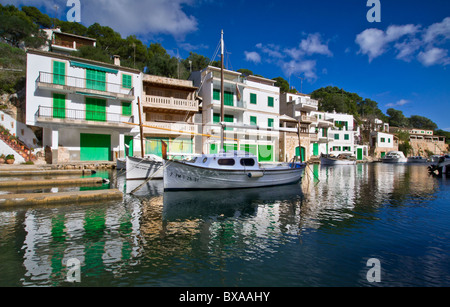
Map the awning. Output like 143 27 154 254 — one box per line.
70 60 118 74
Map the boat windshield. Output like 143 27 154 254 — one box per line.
218 158 235 166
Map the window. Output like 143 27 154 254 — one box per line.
86 69 106 91
240 158 255 166
250 93 257 104
268 118 274 128
53 61 66 85
122 74 132 89
388 138 391 143
334 133 339 140
268 96 274 107
122 101 132 116
381 137 385 142
218 158 235 166
250 116 257 126
213 89 220 101
344 134 349 140
86 97 106 122
53 93 66 119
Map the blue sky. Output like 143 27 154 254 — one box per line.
3 0 450 131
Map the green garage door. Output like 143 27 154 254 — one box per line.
80 133 111 161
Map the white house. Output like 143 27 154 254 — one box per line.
26 49 142 163
190 66 280 162
370 131 396 158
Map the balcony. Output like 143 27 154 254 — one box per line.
35 106 134 129
143 95 198 112
36 72 135 101
294 98 319 112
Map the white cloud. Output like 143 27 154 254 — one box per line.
3 0 199 40
423 17 450 44
244 51 261 64
299 33 333 56
418 47 450 66
386 99 410 107
356 18 450 67
355 24 419 62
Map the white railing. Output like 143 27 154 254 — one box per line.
143 95 198 111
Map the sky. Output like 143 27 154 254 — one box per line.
2 0 450 131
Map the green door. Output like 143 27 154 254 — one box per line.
53 93 66 119
258 145 274 162
313 143 319 156
124 135 133 156
86 97 106 122
80 133 111 161
357 148 363 161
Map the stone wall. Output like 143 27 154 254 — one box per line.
410 140 448 156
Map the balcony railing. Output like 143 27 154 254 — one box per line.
36 72 135 100
35 106 134 126
143 95 198 112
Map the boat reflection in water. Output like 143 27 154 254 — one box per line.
162 183 303 222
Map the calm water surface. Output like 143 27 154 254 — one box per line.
0 163 449 287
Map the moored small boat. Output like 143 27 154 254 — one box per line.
407 156 428 163
320 153 356 165
163 151 305 191
126 155 164 180
381 151 408 163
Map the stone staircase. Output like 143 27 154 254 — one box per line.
0 127 37 162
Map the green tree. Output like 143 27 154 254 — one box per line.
408 115 437 131
182 52 210 73
146 43 179 78
311 86 361 116
22 6 52 28
273 77 296 93
72 45 112 64
386 108 408 127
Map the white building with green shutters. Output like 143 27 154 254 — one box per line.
26 49 142 163
190 66 280 162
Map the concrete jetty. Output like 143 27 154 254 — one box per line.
0 189 123 207
0 177 104 188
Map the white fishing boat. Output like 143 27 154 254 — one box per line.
407 156 428 163
163 151 305 191
320 153 356 165
381 151 408 163
126 155 164 180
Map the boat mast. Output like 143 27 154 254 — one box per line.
137 96 145 158
220 29 225 152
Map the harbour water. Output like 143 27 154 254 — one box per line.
0 163 449 287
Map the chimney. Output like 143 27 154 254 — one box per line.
113 55 121 66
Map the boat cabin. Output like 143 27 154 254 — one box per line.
186 151 260 170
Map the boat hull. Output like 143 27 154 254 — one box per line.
126 156 164 180
163 160 304 191
381 158 407 163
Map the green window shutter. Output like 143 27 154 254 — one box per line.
122 74 132 89
250 93 257 104
268 118 274 128
268 96 274 107
213 113 220 123
86 97 106 122
334 133 339 140
322 128 328 137
224 114 234 131
53 61 65 85
224 91 234 106
213 89 220 101
122 101 132 116
53 93 66 119
344 134 349 140
250 116 257 126
86 69 106 91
